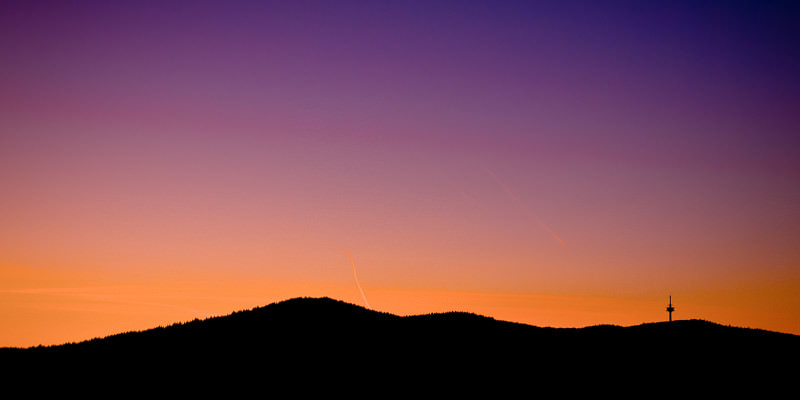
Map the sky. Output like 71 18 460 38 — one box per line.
1 0 799 347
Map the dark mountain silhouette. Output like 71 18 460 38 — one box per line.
1 297 797 392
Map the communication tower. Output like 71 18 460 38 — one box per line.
666 296 675 322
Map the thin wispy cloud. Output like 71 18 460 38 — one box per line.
486 168 567 247
343 249 371 309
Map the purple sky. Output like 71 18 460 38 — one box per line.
1 1 799 344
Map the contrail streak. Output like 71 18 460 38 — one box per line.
343 249 371 308
487 169 567 247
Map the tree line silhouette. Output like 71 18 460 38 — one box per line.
1 297 796 393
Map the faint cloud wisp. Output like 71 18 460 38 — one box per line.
342 249 371 308
486 168 567 247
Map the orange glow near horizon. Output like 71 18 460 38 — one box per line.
2 263 798 348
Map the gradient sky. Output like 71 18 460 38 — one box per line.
2 1 799 347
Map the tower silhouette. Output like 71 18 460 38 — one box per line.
666 296 675 322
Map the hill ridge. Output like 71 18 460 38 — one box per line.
1 296 798 392
2 296 796 350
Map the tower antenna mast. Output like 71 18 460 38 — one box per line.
666 296 675 322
